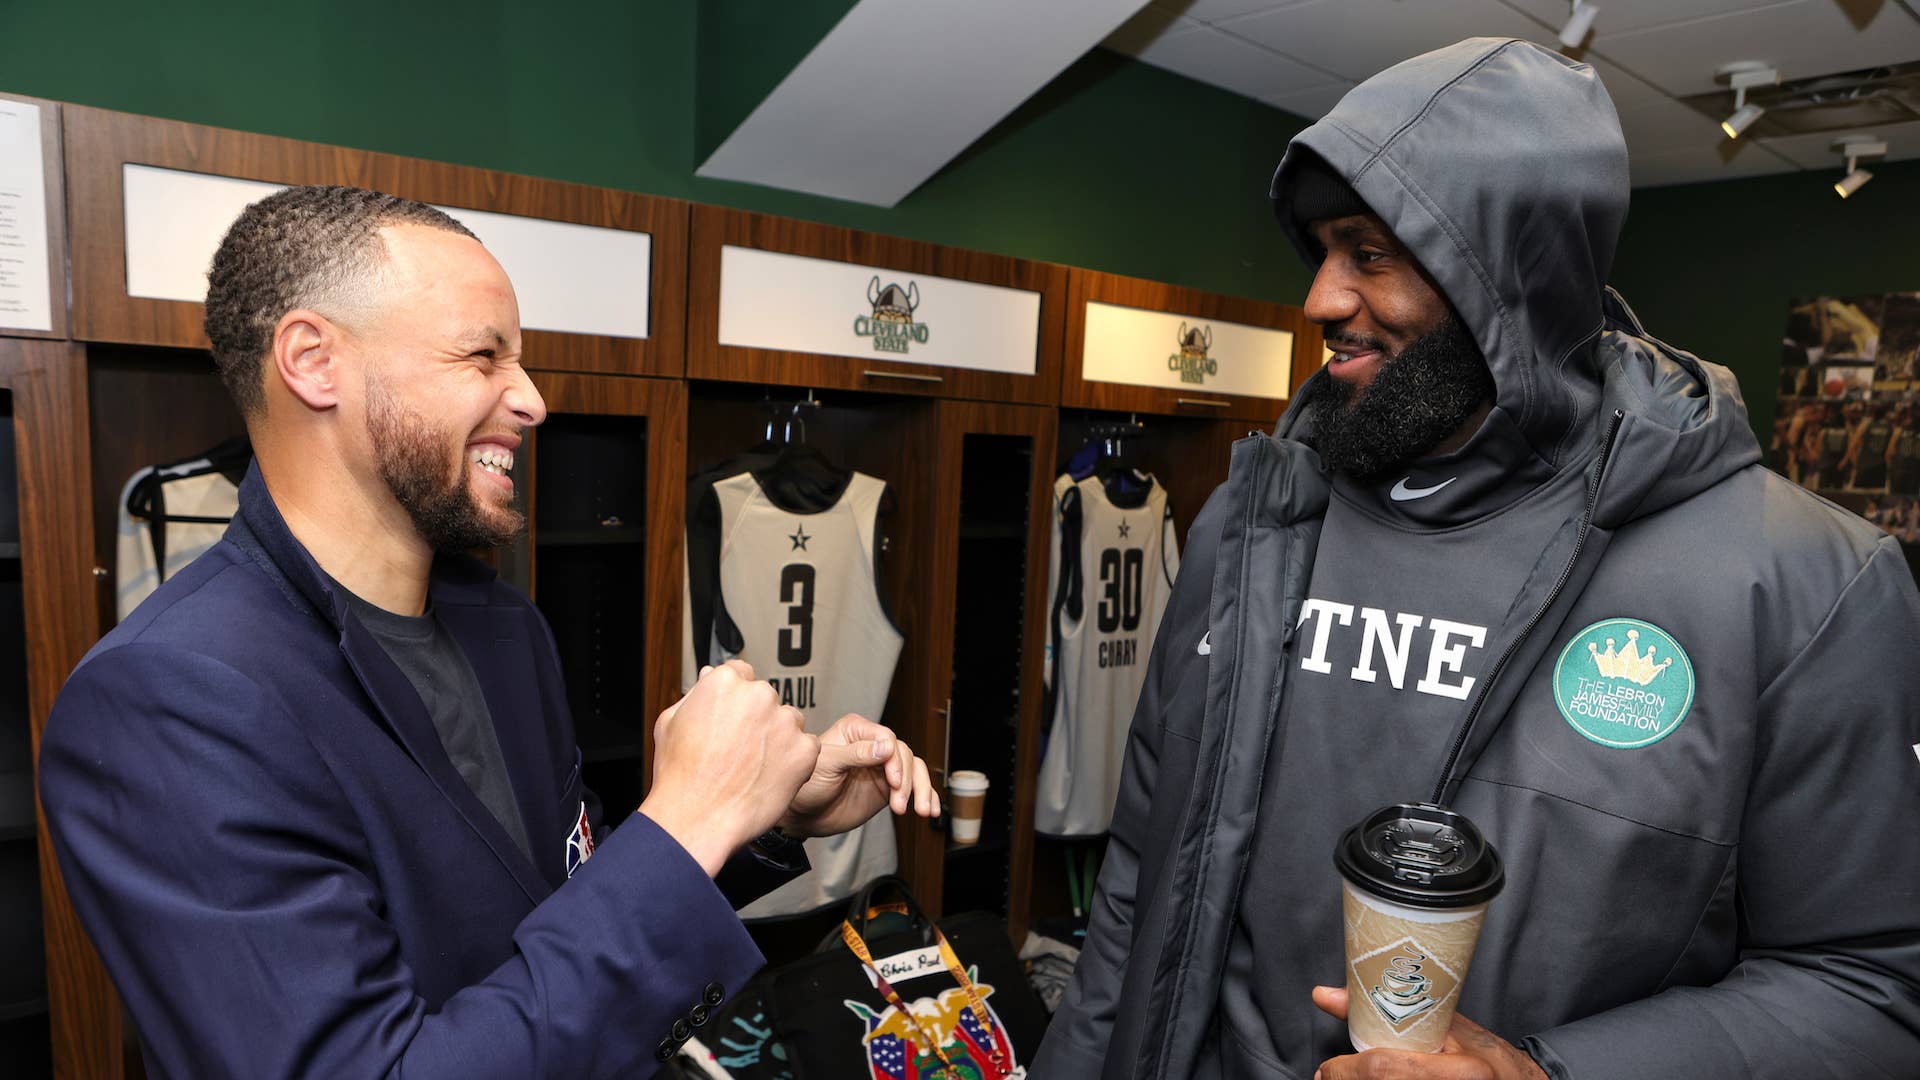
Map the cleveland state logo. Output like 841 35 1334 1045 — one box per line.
845 973 1022 1080
854 275 930 354
1168 322 1218 384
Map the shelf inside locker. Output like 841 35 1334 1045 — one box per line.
0 544 17 560
0 771 34 842
956 523 1024 541
580 743 646 765
533 528 646 547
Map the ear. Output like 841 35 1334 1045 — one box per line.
270 308 346 412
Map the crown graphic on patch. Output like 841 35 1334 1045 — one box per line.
1588 629 1672 686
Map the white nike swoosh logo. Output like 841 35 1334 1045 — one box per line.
1389 476 1458 502
1197 631 1211 656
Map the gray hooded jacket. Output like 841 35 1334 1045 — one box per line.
1033 38 1920 1079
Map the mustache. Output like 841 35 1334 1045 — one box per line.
1323 329 1389 354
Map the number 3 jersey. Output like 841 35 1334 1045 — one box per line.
693 469 905 918
1037 473 1179 838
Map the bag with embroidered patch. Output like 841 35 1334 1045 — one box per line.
765 875 1047 1080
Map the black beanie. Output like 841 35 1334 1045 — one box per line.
1283 150 1369 231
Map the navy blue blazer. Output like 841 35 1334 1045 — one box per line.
40 466 797 1078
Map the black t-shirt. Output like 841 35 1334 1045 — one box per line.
345 589 533 862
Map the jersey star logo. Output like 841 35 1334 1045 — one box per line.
1117 520 1132 540
789 524 812 551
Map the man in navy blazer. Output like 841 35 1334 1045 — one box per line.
38 185 939 1079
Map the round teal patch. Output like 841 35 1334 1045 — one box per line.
1552 618 1694 749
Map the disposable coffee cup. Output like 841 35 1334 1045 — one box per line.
947 770 990 845
1333 803 1503 1054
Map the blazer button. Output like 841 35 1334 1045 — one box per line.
690 1003 711 1026
655 1038 677 1063
672 1018 693 1042
703 981 725 1006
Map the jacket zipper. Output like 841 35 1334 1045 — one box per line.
1429 408 1626 804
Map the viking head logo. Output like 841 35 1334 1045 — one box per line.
844 972 1013 1080
1177 321 1213 361
869 275 921 324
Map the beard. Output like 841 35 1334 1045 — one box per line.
366 378 523 554
1303 313 1494 483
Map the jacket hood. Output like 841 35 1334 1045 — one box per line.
1272 37 1757 522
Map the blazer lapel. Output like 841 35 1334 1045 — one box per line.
336 615 550 905
433 597 570 891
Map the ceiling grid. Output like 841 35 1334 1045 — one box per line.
1103 0 1920 187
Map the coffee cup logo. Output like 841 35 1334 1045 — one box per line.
1351 938 1461 1032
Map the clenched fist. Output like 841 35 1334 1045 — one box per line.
639 661 820 875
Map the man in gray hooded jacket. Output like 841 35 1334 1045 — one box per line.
1032 37 1920 1080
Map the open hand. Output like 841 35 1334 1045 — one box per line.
1311 986 1547 1080
778 713 938 838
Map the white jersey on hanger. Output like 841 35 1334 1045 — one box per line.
1037 472 1178 838
707 470 905 918
115 465 239 622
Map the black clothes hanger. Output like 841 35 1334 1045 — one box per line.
1086 417 1151 507
124 436 252 585
752 391 856 514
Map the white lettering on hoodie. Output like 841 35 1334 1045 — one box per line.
1296 601 1489 701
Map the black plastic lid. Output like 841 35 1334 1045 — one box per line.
1333 803 1504 910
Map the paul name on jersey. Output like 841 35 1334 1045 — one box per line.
769 675 817 709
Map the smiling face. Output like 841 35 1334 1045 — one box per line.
347 224 546 552
1304 214 1455 391
1298 212 1494 481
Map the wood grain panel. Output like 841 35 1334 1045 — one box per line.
0 340 123 1078
1063 267 1323 424
528 372 687 779
62 106 686 378
688 206 1066 406
915 401 1055 941
0 94 69 342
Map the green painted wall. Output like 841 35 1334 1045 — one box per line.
7 0 1903 441
1612 160 1920 439
0 0 1311 304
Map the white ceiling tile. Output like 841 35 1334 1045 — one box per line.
1128 24 1344 98
1102 4 1204 54
1261 80 1357 120
1757 119 1920 169
1626 139 1799 187
1614 93 1728 154
1217 0 1544 82
1500 0 1795 37
1160 0 1311 23
1595 0 1920 98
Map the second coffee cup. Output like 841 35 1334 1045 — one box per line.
947 770 990 845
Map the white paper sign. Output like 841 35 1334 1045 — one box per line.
121 164 651 339
1082 301 1293 398
0 101 53 332
717 246 1039 375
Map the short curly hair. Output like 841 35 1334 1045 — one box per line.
203 185 477 418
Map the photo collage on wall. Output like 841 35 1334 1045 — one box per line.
1772 293 1920 566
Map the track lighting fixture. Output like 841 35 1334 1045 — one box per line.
1716 62 1778 139
1833 137 1887 199
1558 1 1599 49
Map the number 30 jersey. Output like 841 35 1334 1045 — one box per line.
1037 473 1178 838
706 470 905 918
